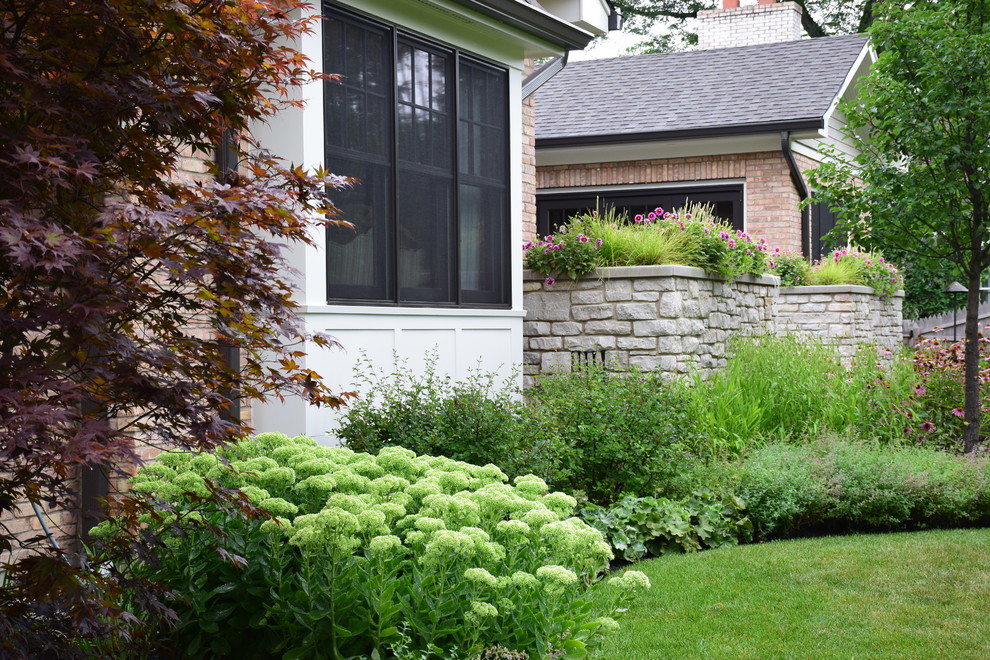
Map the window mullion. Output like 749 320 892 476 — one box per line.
453 54 461 305
389 28 400 304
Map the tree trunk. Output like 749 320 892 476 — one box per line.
962 265 983 453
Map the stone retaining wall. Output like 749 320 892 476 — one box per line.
523 265 779 387
777 285 904 362
523 267 904 385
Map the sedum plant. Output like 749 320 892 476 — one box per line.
92 433 646 659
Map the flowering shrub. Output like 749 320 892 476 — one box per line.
768 249 810 287
525 205 771 284
911 333 990 450
770 248 903 297
523 226 601 282
92 434 646 658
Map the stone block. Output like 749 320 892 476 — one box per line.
617 336 657 350
572 304 613 321
551 321 582 336
633 319 679 336
629 354 678 372
604 279 633 301
585 320 632 335
523 281 542 292
524 292 571 321
566 335 616 350
523 352 540 365
633 292 660 301
658 291 683 317
529 336 563 350
615 302 657 320
523 321 551 336
657 336 683 354
633 278 675 292
571 289 605 305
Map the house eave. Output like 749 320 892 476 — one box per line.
447 0 597 50
536 118 826 148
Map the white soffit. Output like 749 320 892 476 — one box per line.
537 133 783 166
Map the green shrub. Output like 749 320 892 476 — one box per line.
677 333 917 456
735 439 990 539
525 367 705 504
336 353 554 479
770 249 810 287
578 492 752 562
92 434 648 659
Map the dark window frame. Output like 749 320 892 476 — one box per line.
536 185 745 237
323 4 511 308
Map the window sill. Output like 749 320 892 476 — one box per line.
301 305 527 318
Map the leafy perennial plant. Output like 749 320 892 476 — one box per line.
92 433 648 659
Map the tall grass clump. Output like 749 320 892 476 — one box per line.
568 206 700 267
678 334 916 456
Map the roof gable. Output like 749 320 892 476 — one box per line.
535 34 870 145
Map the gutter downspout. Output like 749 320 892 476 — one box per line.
522 49 569 99
781 130 812 258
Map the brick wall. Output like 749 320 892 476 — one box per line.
696 1 805 51
536 150 808 252
521 60 538 241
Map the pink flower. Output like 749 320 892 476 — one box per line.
654 207 664 215
545 277 555 286
920 421 935 433
523 241 533 250
719 231 730 239
595 238 603 247
577 234 589 243
952 408 965 418
647 212 657 220
727 239 736 249
684 213 693 220
634 214 644 223
544 235 553 242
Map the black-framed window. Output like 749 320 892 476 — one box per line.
324 6 510 307
536 186 744 237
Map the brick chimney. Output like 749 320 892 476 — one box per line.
696 0 805 50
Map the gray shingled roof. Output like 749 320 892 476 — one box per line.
535 34 869 145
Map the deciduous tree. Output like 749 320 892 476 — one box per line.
0 0 350 652
809 0 990 453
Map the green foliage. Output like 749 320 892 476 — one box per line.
525 204 771 284
336 353 539 476
578 492 751 562
93 434 649 659
523 225 601 282
770 249 810 287
735 439 990 540
525 367 705 505
571 206 697 268
338 359 703 506
675 334 918 456
809 0 990 451
610 1 874 54
910 334 990 450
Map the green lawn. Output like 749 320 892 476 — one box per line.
596 529 990 659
